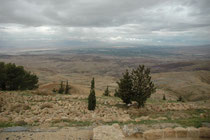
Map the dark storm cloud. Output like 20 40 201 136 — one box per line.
0 0 163 27
0 0 210 47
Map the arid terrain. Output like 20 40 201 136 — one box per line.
0 46 210 139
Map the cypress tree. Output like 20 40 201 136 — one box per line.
58 81 64 94
88 78 96 110
65 80 70 94
91 77 95 89
163 94 166 100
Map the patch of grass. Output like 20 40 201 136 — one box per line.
10 104 31 113
72 97 88 103
183 109 210 117
20 91 33 96
0 121 28 128
0 122 16 128
52 120 92 127
40 103 53 109
146 98 164 104
15 120 28 126
172 117 210 128
104 115 210 128
104 120 160 126
66 120 92 126
167 100 179 103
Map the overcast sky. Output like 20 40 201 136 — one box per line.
0 0 210 49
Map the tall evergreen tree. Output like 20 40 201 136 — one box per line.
58 81 64 94
117 70 133 105
91 77 95 89
163 94 166 100
88 78 96 110
131 65 156 107
65 80 70 94
117 65 156 107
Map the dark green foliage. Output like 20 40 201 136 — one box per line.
58 81 64 94
88 78 96 110
65 80 71 94
117 65 156 107
91 77 95 89
103 86 110 96
163 94 166 100
131 65 156 107
114 89 119 97
0 62 6 90
55 80 71 94
0 62 38 91
177 96 184 102
52 88 56 93
117 70 133 104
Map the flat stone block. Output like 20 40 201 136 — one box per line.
164 128 176 138
187 127 199 138
175 127 187 138
199 127 210 138
143 129 163 140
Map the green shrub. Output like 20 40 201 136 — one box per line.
0 62 38 90
103 86 110 96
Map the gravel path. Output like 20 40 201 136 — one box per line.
0 126 93 140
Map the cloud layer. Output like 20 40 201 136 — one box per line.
0 0 210 48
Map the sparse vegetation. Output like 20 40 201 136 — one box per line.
103 86 110 96
57 81 71 94
177 96 184 102
10 104 31 113
52 120 92 127
52 88 56 93
0 46 210 137
40 103 53 109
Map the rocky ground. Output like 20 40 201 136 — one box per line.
0 91 210 139
0 91 210 127
1 124 210 140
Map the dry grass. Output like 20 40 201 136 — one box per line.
40 103 53 109
31 90 53 96
153 71 210 101
10 104 31 113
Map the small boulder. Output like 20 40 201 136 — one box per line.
93 125 124 140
